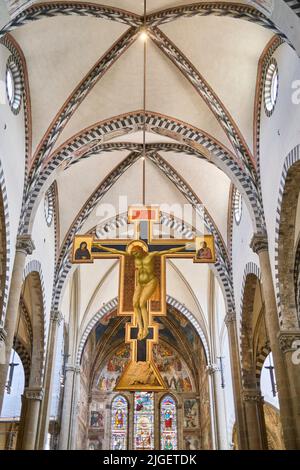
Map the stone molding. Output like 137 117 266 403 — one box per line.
250 233 268 254
16 235 35 255
206 364 219 375
243 389 264 403
225 311 236 326
278 330 300 353
24 387 44 401
50 309 63 325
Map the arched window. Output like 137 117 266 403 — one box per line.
233 188 243 225
1 350 24 419
134 392 154 450
160 395 177 450
111 395 128 450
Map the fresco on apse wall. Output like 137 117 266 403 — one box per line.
184 399 199 428
95 312 124 344
184 434 200 451
96 342 194 393
90 410 105 428
152 343 193 392
97 345 131 391
159 309 200 354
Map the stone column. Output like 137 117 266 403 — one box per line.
37 310 63 449
207 363 228 450
243 389 268 449
225 312 248 449
21 387 44 450
69 366 81 449
0 235 35 412
206 364 218 450
278 331 300 447
16 393 28 449
251 234 297 449
58 365 76 449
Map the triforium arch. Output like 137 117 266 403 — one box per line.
275 144 300 329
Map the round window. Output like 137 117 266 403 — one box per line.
264 59 279 116
233 189 242 225
6 68 14 103
6 57 22 114
44 188 54 227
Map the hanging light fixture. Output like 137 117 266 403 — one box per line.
141 0 147 205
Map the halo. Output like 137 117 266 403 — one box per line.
127 240 148 255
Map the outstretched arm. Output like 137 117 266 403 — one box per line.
94 243 128 256
151 245 188 257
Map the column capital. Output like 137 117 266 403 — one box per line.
50 309 63 325
278 330 300 353
250 233 268 254
24 387 44 401
16 235 35 255
225 311 236 326
206 363 219 375
243 389 264 403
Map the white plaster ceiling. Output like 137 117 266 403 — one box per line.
8 1 277 314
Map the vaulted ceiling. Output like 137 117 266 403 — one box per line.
3 0 300 329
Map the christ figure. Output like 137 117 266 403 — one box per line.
96 241 189 340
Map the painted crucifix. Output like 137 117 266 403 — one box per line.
72 206 216 391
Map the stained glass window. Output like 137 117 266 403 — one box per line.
111 395 128 450
160 395 177 450
134 392 154 450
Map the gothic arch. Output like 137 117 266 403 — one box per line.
275 144 300 329
51 153 234 315
239 262 270 391
13 336 31 388
21 112 264 235
240 266 261 388
0 1 294 48
0 160 10 325
76 296 210 368
22 261 46 387
0 33 33 174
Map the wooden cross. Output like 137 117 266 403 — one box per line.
72 205 215 391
